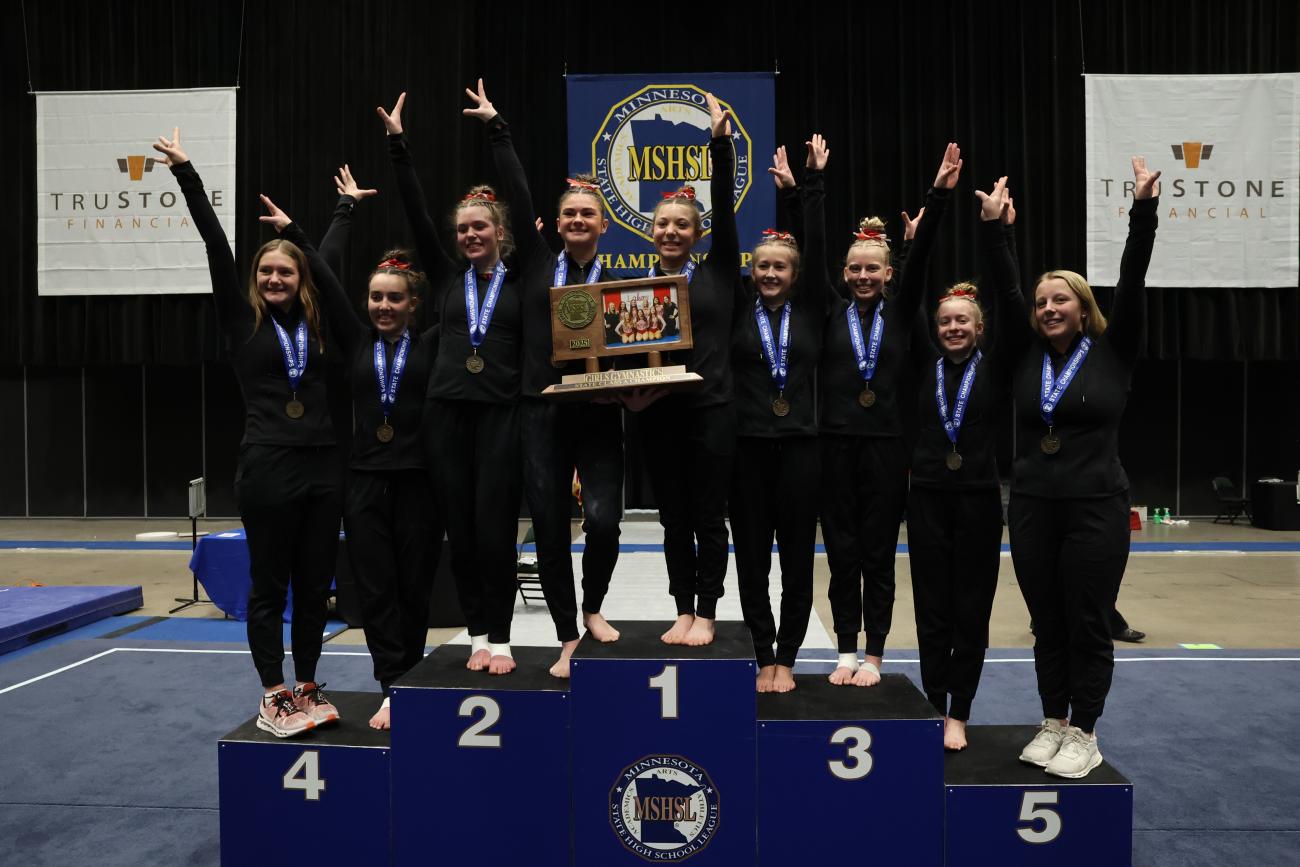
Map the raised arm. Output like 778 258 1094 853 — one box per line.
318 164 377 276
463 79 545 268
703 92 739 278
894 142 960 321
975 176 1033 358
800 134 830 314
154 127 250 337
768 145 803 245
1105 156 1161 366
378 92 455 281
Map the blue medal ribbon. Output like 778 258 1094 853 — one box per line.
464 261 507 351
845 300 885 383
270 317 308 394
554 253 603 287
373 331 411 420
1040 336 1092 428
647 258 697 284
936 350 983 447
754 296 791 393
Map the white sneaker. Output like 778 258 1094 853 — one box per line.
1019 718 1066 767
1045 726 1103 779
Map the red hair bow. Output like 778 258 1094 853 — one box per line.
761 229 795 242
661 186 697 201
377 257 411 271
946 287 976 298
853 229 890 243
462 190 497 203
566 177 599 192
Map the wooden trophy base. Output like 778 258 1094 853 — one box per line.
540 364 703 401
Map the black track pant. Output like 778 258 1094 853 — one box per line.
238 444 342 689
1009 492 1129 733
638 401 736 619
907 486 1003 720
821 434 908 658
731 436 819 668
426 398 521 644
344 468 440 694
520 399 625 642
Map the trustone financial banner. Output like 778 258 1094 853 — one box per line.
1085 74 1299 288
37 87 236 296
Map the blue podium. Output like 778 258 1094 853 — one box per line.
218 691 391 866
571 621 756 865
756 673 944 866
389 645 571 867
944 725 1133 866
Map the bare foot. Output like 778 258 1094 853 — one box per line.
368 699 390 730
771 665 796 693
829 665 856 685
467 648 491 671
549 639 580 679
756 665 776 693
662 614 695 644
584 612 621 643
683 617 715 646
852 656 882 687
488 654 516 675
944 717 968 751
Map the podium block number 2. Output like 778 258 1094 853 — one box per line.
649 665 679 719
283 750 326 801
458 696 503 748
1017 791 1062 843
828 726 874 780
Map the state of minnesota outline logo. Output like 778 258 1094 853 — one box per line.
609 754 720 861
591 84 753 243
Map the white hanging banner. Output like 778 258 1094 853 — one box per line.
1085 73 1299 288
36 87 236 296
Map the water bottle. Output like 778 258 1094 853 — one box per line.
1152 508 1163 524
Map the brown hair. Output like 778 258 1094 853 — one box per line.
452 185 514 261
651 185 704 234
1033 270 1108 339
935 281 984 327
557 173 605 218
246 238 323 351
369 248 428 299
753 231 802 277
845 216 891 265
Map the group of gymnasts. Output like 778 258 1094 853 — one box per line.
605 296 678 345
153 78 1159 780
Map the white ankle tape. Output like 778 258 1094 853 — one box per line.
860 661 881 677
837 653 860 672
489 642 513 659
470 634 490 653
380 696 390 710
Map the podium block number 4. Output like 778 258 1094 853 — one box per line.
1017 791 1062 843
828 726 874 780
458 696 502 748
649 665 679 719
283 750 326 801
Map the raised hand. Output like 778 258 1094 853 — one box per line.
152 127 188 166
462 78 497 123
901 207 926 241
334 164 378 201
1002 191 1017 225
806 133 829 171
933 142 963 190
1131 155 1161 199
768 146 795 189
705 92 732 138
258 194 292 233
376 92 406 135
974 176 1009 222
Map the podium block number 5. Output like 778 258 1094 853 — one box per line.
458 695 502 748
649 665 679 719
1017 791 1062 843
283 750 325 801
828 726 873 780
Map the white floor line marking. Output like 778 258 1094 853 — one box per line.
0 649 120 695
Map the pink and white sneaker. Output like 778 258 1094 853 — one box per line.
293 682 340 726
257 690 315 738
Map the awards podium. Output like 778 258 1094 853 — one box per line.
217 623 1135 865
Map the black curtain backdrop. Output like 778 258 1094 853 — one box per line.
3 0 1298 367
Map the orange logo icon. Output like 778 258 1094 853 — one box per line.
1170 142 1213 169
116 156 160 181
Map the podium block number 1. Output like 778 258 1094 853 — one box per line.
1017 791 1062 843
282 750 326 801
458 696 503 748
649 664 679 719
828 726 874 780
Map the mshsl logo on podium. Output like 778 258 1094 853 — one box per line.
610 754 720 861
568 73 775 272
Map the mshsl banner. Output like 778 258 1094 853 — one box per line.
1085 74 1299 288
566 73 775 274
37 87 236 296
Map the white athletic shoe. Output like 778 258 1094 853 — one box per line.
1018 718 1066 767
1045 726 1103 779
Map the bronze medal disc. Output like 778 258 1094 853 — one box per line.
376 423 395 444
466 354 485 374
946 451 963 471
285 399 305 419
1040 433 1062 455
772 397 791 417
858 387 877 408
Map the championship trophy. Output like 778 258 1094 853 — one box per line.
541 274 704 399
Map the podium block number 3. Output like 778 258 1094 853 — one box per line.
458 695 503 748
1017 791 1062 843
283 750 326 801
828 726 873 780
649 665 679 719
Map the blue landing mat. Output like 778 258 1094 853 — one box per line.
0 586 144 656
